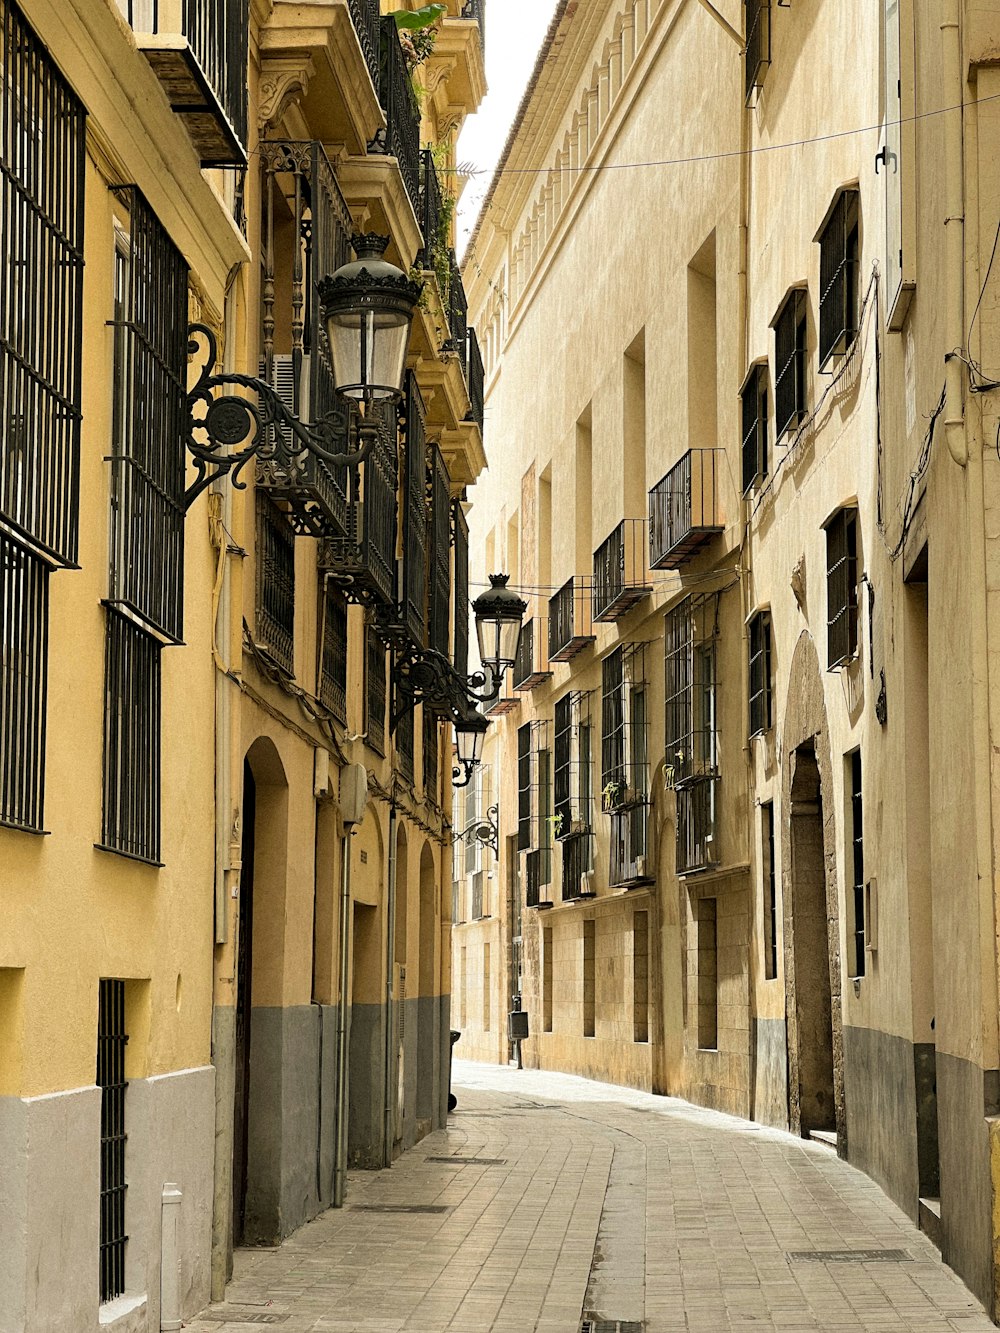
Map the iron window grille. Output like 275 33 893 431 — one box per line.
773 289 807 439
526 847 551 908
427 445 451 663
601 643 649 810
744 0 770 106
611 803 652 886
452 503 470 678
648 449 723 569
562 830 594 901
740 364 769 496
593 519 651 621
255 495 296 675
101 610 162 863
464 766 481 876
257 141 353 538
401 374 428 647
423 709 439 800
0 533 48 831
664 597 718 787
517 722 532 852
817 188 860 369
396 702 415 782
748 610 773 737
1 0 86 568
762 801 777 979
318 582 348 722
825 507 859 669
466 327 485 431
554 691 593 838
109 188 188 643
849 748 865 978
471 869 485 920
98 978 129 1304
548 576 595 661
676 776 718 874
365 623 387 754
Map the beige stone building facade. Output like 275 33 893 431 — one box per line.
0 0 486 1328
458 0 1000 1316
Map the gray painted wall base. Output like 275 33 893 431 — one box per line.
752 1017 789 1131
936 1051 996 1313
842 1025 920 1213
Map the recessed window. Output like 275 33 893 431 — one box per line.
744 0 771 106
762 802 777 980
847 749 866 978
748 610 773 737
825 508 859 669
772 289 808 438
0 535 49 831
817 188 860 368
741 363 769 496
98 979 129 1303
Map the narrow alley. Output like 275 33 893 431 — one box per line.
186 1062 992 1333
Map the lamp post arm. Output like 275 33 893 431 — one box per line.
391 645 502 731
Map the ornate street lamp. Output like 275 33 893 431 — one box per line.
472 574 528 683
452 701 489 788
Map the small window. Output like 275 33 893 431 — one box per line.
817 188 860 368
98 978 129 1303
826 508 859 669
762 802 777 979
0 534 49 831
748 610 772 737
772 289 808 438
517 722 532 851
101 610 162 864
744 0 771 106
741 363 768 495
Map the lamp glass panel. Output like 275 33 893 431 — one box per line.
327 308 410 401
455 723 485 767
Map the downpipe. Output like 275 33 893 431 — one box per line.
333 816 353 1207
943 0 968 467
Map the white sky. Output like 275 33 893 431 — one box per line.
456 0 560 254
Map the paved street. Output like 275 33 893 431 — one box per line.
187 1061 995 1333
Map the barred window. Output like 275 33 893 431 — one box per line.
98 979 129 1304
1 0 86 567
664 598 717 785
423 709 439 800
762 801 777 979
517 722 531 851
101 610 162 863
427 445 451 659
818 189 860 368
453 503 470 678
109 188 188 642
365 625 386 754
676 777 718 874
397 705 414 782
773 289 807 438
401 373 428 645
0 533 48 830
554 692 592 837
319 582 348 722
744 0 770 106
601 647 625 798
256 494 296 674
740 363 768 496
748 610 772 737
825 507 859 669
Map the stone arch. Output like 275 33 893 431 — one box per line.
780 631 846 1151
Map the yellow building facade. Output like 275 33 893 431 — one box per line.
0 0 486 1328
460 0 1000 1316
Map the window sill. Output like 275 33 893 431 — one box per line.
99 1293 147 1332
0 819 50 836
94 843 164 868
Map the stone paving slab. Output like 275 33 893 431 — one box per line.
184 1060 996 1333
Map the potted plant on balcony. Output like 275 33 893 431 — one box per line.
390 4 446 68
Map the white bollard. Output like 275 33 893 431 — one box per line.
160 1184 182 1332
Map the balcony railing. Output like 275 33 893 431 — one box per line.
419 147 444 270
257 142 354 538
444 251 469 373
549 577 595 662
512 617 552 691
610 802 653 886
561 832 594 901
466 327 485 430
374 17 421 219
348 0 381 94
318 401 398 611
117 0 248 165
593 519 652 621
676 776 719 874
649 449 724 570
460 0 486 50
526 848 551 908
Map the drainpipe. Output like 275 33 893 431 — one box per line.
383 803 398 1167
942 0 968 467
333 819 353 1206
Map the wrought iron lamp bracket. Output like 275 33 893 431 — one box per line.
452 803 498 854
184 324 378 510
389 643 498 732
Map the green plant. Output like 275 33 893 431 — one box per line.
546 812 565 837
390 5 445 68
602 779 625 809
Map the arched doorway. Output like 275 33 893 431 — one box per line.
232 737 288 1245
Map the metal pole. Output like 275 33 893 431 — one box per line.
333 825 353 1207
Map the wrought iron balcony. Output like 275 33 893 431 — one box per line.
348 0 381 94
561 832 595 901
117 0 248 165
649 449 724 570
512 618 552 691
593 519 652 622
317 401 398 611
444 252 469 374
484 693 520 718
461 0 486 49
373 17 421 219
466 327 485 430
526 848 551 908
676 776 719 874
549 577 595 662
255 141 354 537
610 803 654 887
419 147 445 271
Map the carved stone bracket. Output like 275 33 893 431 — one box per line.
258 56 315 132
